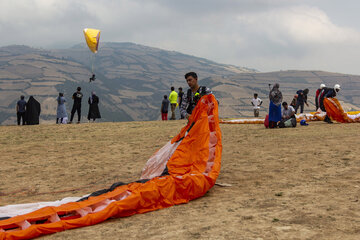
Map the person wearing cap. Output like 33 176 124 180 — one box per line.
16 95 27 125
315 84 326 111
295 88 309 114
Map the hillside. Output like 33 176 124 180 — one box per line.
1 43 360 124
0 43 254 125
0 121 359 239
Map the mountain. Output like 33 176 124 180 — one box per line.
0 43 359 125
0 43 255 125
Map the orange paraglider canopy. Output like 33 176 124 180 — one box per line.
0 94 222 240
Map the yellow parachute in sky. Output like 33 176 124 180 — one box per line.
83 28 100 82
83 28 100 53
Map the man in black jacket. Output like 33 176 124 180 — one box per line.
179 72 212 120
69 87 83 124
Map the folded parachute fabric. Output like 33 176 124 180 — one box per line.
0 94 222 240
324 98 360 123
220 112 326 124
220 118 265 124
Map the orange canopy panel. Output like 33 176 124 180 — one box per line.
0 94 222 240
324 98 360 123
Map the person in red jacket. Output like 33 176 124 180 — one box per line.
315 84 326 111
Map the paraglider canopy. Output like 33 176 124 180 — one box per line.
83 28 100 53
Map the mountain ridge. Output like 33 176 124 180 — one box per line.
0 43 359 125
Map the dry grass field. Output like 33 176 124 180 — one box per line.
0 120 359 239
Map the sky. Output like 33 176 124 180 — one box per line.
1 0 360 74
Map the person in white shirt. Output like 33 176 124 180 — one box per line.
279 102 297 128
282 102 295 120
251 93 263 117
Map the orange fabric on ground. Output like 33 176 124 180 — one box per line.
0 94 222 240
324 98 360 123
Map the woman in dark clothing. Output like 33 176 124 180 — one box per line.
268 83 283 128
25 96 41 125
87 92 101 122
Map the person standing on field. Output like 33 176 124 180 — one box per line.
295 88 309 114
315 84 326 111
16 95 27 125
268 83 283 128
69 87 83 124
180 72 212 120
87 92 101 122
161 95 170 120
251 93 263 117
56 92 67 124
169 86 178 120
178 87 184 119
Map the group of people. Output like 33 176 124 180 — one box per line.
161 72 212 121
56 87 101 124
267 83 341 128
16 87 101 125
161 87 183 121
161 87 181 121
16 96 41 125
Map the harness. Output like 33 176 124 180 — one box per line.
186 86 207 114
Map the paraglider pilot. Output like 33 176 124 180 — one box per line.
180 72 212 120
89 74 96 82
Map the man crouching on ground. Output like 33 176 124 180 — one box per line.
180 72 212 120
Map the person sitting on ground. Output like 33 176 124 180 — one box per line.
282 102 296 120
268 83 282 128
279 102 296 128
315 84 326 111
161 95 170 121
169 87 178 120
180 72 212 120
251 93 263 117
295 88 309 114
56 92 68 124
16 95 27 125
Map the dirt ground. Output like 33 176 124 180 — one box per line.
0 120 359 239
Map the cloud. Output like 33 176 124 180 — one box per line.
237 5 360 45
1 1 360 74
